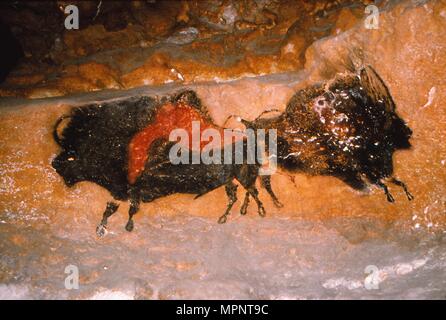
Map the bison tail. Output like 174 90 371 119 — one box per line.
53 115 72 147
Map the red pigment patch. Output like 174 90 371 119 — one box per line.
128 103 226 184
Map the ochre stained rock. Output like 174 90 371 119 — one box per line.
0 0 374 99
0 0 445 239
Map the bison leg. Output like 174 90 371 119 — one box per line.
247 186 266 217
96 202 119 237
336 170 367 191
235 165 265 217
390 177 414 201
125 198 140 232
240 192 250 215
218 181 238 224
260 175 283 208
376 180 395 203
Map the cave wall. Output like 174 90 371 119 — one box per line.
0 0 445 240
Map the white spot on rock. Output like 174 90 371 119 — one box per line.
421 86 436 109
89 290 134 300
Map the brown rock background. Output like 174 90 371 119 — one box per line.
1 0 370 98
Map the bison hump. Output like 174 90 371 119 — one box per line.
127 102 222 184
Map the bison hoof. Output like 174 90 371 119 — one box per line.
240 206 248 216
386 193 395 203
258 206 266 217
218 215 227 224
273 199 284 208
125 220 134 232
96 224 107 237
406 192 414 201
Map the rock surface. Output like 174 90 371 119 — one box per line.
0 0 370 98
0 0 445 299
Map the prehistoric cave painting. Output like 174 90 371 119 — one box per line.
253 65 414 202
52 66 413 236
127 96 226 185
52 90 281 236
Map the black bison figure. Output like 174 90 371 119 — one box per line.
52 66 413 235
52 90 281 236
252 66 414 202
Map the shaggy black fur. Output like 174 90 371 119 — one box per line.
52 90 280 235
253 66 413 202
